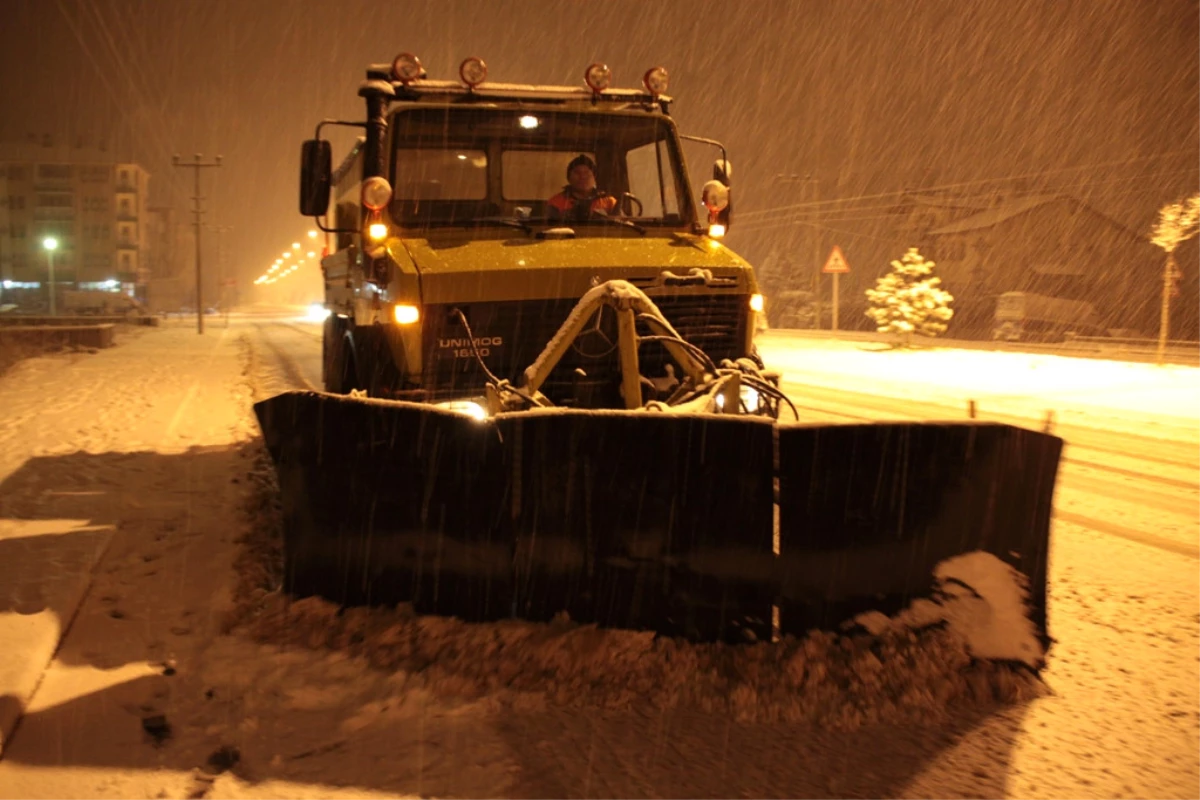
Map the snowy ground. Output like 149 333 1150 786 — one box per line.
759 331 1200 437
0 317 1195 799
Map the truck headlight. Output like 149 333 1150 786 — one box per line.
394 304 420 325
367 222 389 241
750 293 764 313
437 400 488 421
713 385 761 413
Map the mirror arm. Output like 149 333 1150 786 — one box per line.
306 119 369 232
679 134 729 182
314 216 357 235
314 119 368 139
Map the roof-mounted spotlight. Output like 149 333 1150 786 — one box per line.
459 56 488 88
584 63 611 94
391 52 424 84
643 66 669 97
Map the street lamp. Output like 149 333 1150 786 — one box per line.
42 236 58 315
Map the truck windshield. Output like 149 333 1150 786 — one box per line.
388 107 692 229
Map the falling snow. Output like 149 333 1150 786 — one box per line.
1 0 1198 796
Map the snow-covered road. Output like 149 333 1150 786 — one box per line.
0 316 1195 799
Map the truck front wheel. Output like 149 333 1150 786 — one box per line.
322 315 355 394
352 325 403 398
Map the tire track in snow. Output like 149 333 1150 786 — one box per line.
252 322 320 392
1054 510 1199 559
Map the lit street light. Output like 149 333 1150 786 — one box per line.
307 230 318 239
42 236 58 316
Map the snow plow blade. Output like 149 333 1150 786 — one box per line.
774 422 1062 642
256 392 1060 645
495 411 776 641
253 392 777 639
254 391 512 621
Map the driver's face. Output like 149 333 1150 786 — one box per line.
568 164 596 194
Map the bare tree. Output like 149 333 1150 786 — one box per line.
1150 193 1199 364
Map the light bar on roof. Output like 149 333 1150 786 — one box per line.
584 63 611 93
643 66 668 96
391 52 423 83
459 56 487 88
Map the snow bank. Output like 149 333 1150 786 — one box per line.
854 552 1045 669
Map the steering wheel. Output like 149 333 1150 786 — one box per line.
619 192 644 217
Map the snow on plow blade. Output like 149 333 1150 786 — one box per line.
255 392 1062 644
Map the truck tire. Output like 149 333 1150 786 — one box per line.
352 325 403 398
322 315 355 394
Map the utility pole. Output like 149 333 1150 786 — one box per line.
172 153 222 334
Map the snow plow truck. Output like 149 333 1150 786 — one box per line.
253 55 1063 647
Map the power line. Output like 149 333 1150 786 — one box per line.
738 149 1197 220
735 167 1199 232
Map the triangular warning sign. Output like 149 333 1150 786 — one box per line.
823 245 850 274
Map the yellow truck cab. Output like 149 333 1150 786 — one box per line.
300 55 764 411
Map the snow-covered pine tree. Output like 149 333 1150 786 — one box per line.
864 247 954 346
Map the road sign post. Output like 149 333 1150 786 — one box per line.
822 245 851 331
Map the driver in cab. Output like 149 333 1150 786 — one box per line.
547 154 617 221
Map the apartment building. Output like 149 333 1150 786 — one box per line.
0 137 150 308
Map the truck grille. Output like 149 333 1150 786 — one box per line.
421 293 747 406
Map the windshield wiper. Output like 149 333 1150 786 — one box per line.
471 216 534 235
550 214 646 236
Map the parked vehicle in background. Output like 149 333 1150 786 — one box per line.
992 291 1106 342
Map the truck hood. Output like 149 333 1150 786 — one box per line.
392 233 755 304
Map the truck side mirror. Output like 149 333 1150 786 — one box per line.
712 158 732 185
300 139 332 217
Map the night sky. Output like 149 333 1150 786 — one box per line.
2 0 1196 293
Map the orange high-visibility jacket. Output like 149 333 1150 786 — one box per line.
547 188 617 216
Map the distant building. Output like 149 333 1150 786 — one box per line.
0 136 150 308
884 191 1157 338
